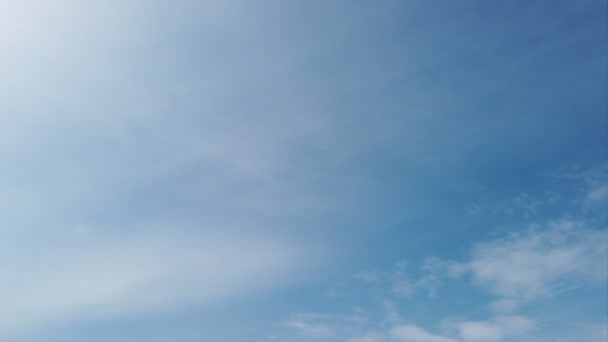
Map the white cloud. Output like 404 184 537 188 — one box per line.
284 308 459 342
460 220 607 301
452 315 535 342
311 216 605 342
284 313 536 342
287 316 459 342
347 332 383 342
390 325 457 342
456 321 502 342
284 312 370 341
337 217 603 342
284 320 335 339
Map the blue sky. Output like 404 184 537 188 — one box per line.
0 0 606 341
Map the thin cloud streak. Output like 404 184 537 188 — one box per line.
0 230 312 336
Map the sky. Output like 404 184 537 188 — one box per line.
0 0 606 341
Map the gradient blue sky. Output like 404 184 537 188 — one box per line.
1 1 607 341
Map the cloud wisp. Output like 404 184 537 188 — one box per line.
0 229 313 337
280 167 608 341
1 0 605 340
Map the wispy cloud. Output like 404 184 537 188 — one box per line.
280 165 608 341
283 312 370 341
389 325 457 342
456 220 607 303
0 230 312 337
1 0 605 340
445 315 536 342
